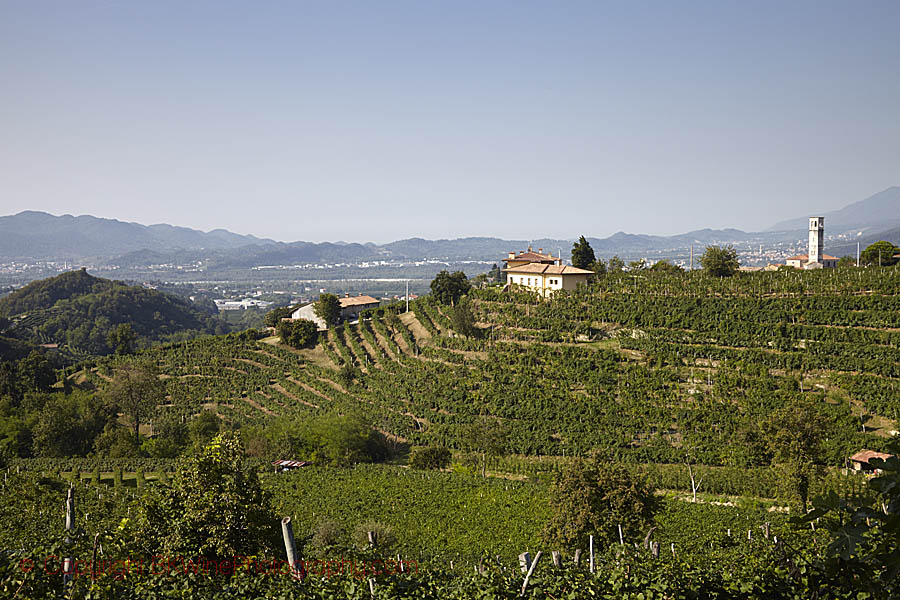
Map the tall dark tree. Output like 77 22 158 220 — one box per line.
448 299 479 338
314 293 342 326
700 245 740 277
430 270 471 305
571 236 596 270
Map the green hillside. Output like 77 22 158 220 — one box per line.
94 268 898 474
0 269 227 355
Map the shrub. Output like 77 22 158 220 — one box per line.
353 521 395 550
308 520 344 556
409 446 451 470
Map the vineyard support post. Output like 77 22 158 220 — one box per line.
573 549 582 566
589 535 595 573
518 552 532 573
281 517 302 579
551 551 561 567
63 485 74 584
519 550 542 597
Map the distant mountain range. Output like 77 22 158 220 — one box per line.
769 186 900 233
1 187 896 267
0 211 275 259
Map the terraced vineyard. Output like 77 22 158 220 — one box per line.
94 268 897 475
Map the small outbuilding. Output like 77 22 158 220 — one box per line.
849 450 894 473
273 459 312 473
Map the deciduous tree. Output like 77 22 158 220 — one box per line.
430 270 471 305
104 363 165 445
860 241 899 267
700 245 740 277
543 453 659 548
277 318 319 349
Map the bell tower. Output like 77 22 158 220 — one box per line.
808 216 824 265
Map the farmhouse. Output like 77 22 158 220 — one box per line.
503 247 592 297
290 294 380 329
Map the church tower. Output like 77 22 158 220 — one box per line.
808 216 824 265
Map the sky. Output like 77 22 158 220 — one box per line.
1 1 898 243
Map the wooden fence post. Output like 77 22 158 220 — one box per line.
367 530 378 548
551 551 561 567
281 517 302 579
573 548 582 566
651 541 659 558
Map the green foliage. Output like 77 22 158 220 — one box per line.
447 299 479 338
429 270 471 305
189 410 222 448
297 413 387 466
571 235 596 270
106 322 136 355
860 240 899 266
0 269 226 355
462 416 508 477
277 317 318 348
607 255 625 272
315 293 342 326
837 255 857 268
30 390 116 457
543 454 659 548
649 259 684 274
700 245 740 277
762 401 826 509
264 304 294 327
409 446 451 470
135 432 276 561
103 363 165 444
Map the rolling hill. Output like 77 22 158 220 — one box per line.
0 269 228 356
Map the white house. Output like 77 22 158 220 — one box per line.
504 261 592 297
290 294 381 329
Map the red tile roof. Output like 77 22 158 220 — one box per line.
785 254 838 261
849 450 894 464
339 295 380 308
504 263 593 275
503 251 559 263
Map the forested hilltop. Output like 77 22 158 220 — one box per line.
0 269 227 357
3 265 900 597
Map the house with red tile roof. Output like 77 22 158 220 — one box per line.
503 246 592 297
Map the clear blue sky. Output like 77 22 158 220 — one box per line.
1 1 898 242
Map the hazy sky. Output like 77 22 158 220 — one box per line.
1 1 898 243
